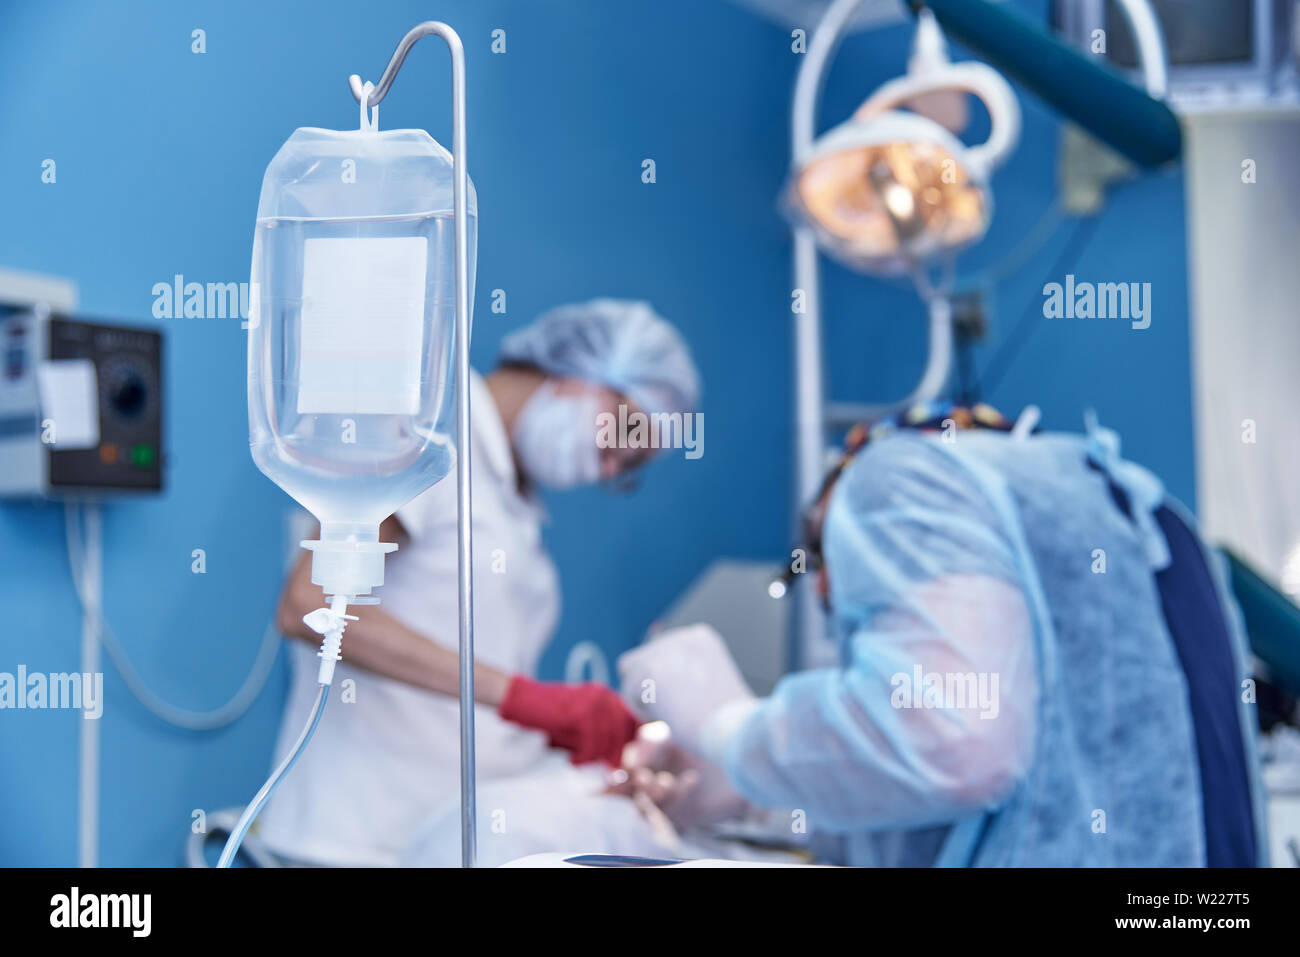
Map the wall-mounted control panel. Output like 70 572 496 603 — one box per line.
0 309 163 497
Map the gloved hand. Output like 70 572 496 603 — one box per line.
617 623 756 757
606 721 751 831
499 675 640 767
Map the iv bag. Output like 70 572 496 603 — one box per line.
247 123 477 544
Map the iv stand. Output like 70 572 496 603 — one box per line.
350 22 478 869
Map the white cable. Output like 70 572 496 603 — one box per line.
187 808 280 869
911 289 954 405
64 502 283 731
824 265 957 425
77 503 101 869
963 202 1066 292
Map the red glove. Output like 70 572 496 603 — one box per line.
499 676 640 766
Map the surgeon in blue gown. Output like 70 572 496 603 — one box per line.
619 406 1268 867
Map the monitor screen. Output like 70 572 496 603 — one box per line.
1106 0 1255 68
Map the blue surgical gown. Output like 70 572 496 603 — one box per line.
720 429 1265 866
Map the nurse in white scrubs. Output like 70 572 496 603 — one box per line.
258 299 701 867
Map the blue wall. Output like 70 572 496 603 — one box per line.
0 0 1192 865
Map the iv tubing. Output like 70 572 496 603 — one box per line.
216 683 328 868
217 594 351 868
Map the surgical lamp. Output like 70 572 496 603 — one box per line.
787 14 1020 276
783 0 1173 438
776 6 1018 631
777 0 1173 659
783 6 1022 538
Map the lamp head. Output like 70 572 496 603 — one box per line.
786 10 1020 278
789 110 991 276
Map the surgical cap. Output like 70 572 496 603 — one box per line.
499 299 700 415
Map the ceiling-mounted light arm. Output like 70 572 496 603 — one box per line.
791 0 879 165
789 0 969 440
824 286 955 427
788 0 882 673
854 60 1021 176
908 0 1180 166
1110 0 1169 99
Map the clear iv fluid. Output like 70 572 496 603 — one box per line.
250 212 467 532
248 125 476 547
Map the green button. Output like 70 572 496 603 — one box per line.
129 444 156 468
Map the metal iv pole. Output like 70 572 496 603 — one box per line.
349 21 478 869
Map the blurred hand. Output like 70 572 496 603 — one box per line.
499 676 640 766
606 721 750 830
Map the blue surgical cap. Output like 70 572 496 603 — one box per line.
498 298 700 415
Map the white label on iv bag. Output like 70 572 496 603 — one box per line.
297 236 428 416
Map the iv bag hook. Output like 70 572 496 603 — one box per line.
350 21 478 871
348 23 452 109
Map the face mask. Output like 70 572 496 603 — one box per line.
511 381 602 489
